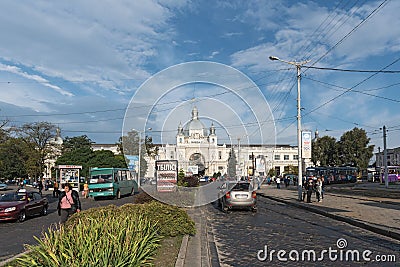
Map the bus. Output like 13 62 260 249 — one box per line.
306 166 358 184
376 166 400 183
88 168 138 200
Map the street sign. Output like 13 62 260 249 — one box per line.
155 160 178 192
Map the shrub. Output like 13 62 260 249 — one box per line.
13 201 195 267
183 176 199 187
134 190 157 204
17 212 161 267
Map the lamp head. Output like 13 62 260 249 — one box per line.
269 56 279 61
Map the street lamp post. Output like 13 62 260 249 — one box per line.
269 56 310 201
133 128 152 188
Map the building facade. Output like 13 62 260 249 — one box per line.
146 107 309 178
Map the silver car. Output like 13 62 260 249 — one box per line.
0 183 8 191
218 181 257 212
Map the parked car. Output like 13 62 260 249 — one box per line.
0 189 49 222
0 183 8 191
218 181 257 212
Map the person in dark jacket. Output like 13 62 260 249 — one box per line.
57 183 81 224
306 178 314 203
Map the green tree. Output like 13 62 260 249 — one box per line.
0 137 30 179
62 135 93 153
227 148 237 177
337 127 374 169
312 136 338 166
14 122 57 181
87 150 127 169
177 168 186 186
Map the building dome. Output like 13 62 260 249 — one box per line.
183 107 208 137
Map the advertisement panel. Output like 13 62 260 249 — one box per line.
187 165 199 175
155 160 178 192
302 131 312 159
125 155 139 172
255 157 266 173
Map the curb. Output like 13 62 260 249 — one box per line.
175 235 189 267
258 193 400 241
0 250 31 267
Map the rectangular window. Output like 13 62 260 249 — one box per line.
274 155 280 160
284 155 289 160
219 151 222 160
293 155 299 160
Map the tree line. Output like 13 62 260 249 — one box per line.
0 121 156 182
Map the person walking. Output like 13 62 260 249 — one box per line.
57 183 81 224
306 178 314 203
83 182 89 198
53 181 59 198
315 178 323 202
276 176 281 189
38 179 43 196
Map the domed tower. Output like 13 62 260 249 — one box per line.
183 106 208 138
209 122 217 145
176 122 185 144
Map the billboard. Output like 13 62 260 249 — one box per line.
302 131 312 159
125 155 139 172
187 165 198 175
155 160 178 192
255 157 266 173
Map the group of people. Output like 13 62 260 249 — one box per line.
303 177 324 203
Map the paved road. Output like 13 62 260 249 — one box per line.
206 196 400 267
0 188 135 261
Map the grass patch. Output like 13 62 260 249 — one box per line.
151 235 183 267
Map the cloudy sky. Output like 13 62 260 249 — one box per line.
0 0 399 154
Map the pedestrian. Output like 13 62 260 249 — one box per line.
53 180 59 198
276 176 281 189
57 183 81 224
306 178 313 203
38 179 43 196
315 178 323 202
83 182 89 198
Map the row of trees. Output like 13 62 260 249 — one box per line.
0 120 374 182
0 121 155 182
311 127 374 170
226 127 374 177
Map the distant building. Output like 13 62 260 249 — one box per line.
145 107 310 177
43 128 63 179
92 144 121 155
375 147 400 167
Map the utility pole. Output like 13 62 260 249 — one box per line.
383 126 388 188
269 56 310 201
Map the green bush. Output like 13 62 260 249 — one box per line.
12 202 195 267
17 212 160 267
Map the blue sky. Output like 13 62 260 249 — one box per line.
0 0 399 155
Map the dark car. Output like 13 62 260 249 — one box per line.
0 189 49 222
218 181 257 213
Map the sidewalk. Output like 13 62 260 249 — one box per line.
176 206 218 267
257 184 400 240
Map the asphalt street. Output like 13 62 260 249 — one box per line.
0 187 135 261
205 196 400 267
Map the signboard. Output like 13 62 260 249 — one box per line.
302 131 312 159
126 155 139 172
187 165 199 175
255 157 266 173
155 160 178 192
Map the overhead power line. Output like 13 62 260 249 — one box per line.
304 66 400 73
